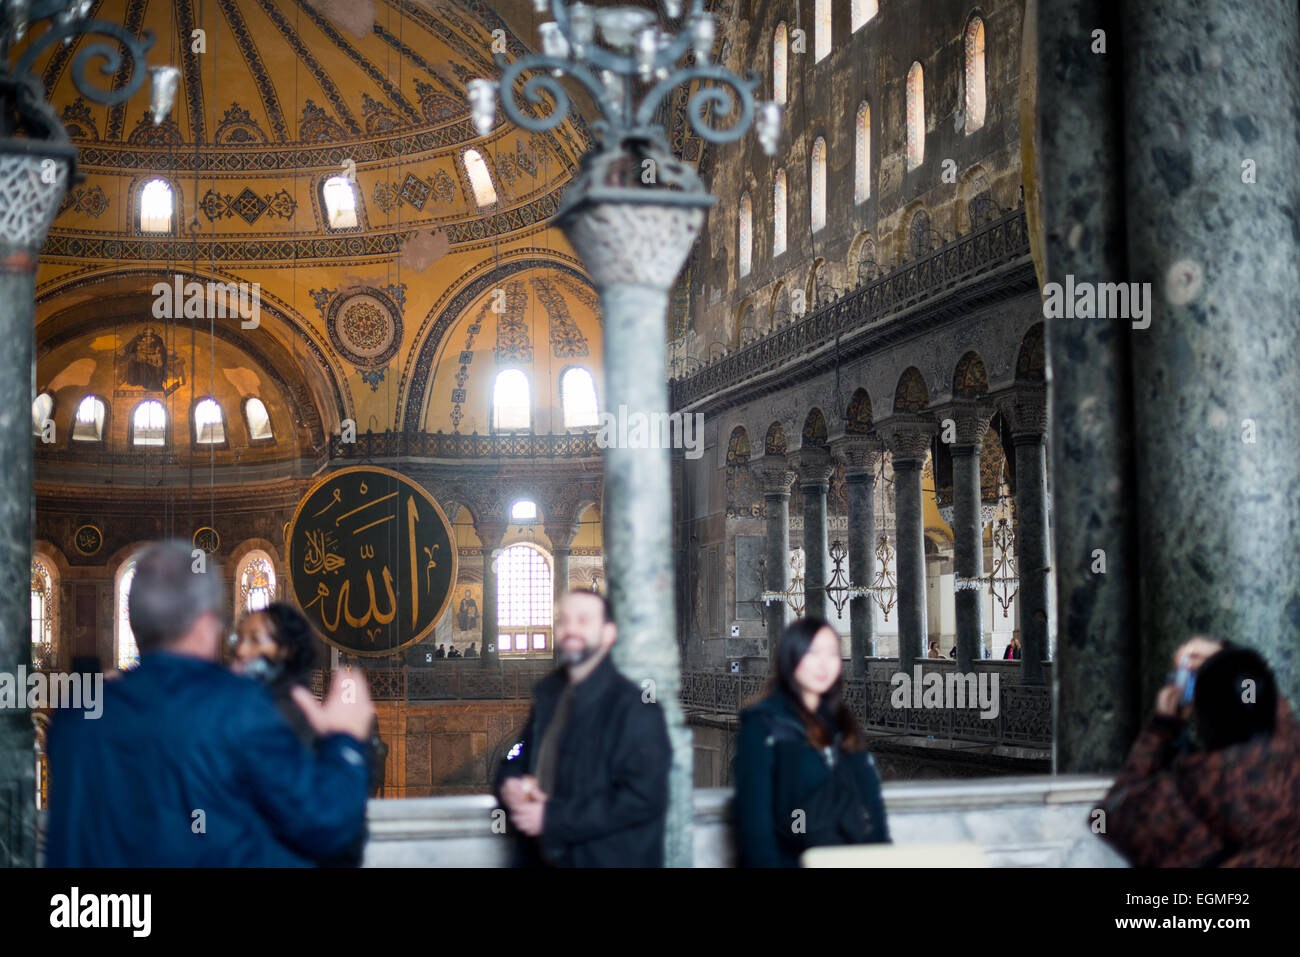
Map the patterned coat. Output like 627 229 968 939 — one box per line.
1095 699 1300 867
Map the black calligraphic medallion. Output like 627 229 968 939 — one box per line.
73 524 102 556
287 466 457 656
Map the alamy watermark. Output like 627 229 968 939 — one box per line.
152 275 260 329
889 665 1000 719
595 405 704 460
1041 274 1151 330
0 667 102 719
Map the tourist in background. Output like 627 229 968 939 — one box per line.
1095 637 1300 866
46 541 373 867
733 617 890 867
1003 636 1022 660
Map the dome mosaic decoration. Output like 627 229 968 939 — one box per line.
325 288 403 369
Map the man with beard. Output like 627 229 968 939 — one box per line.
493 589 671 867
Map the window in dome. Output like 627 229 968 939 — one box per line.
463 149 499 207
244 397 273 441
811 137 827 232
964 17 987 134
814 0 831 62
738 194 753 278
194 397 225 445
561 367 600 429
855 102 871 204
322 175 359 229
132 400 166 447
72 395 106 442
140 178 173 233
852 0 878 32
492 369 531 431
773 22 788 105
906 62 925 170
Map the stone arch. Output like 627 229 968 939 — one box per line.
1015 322 1046 382
801 408 829 448
849 232 882 286
894 367 930 413
952 351 990 399
770 282 792 330
726 426 762 518
845 387 874 433
959 163 1001 231
764 420 788 456
736 301 758 348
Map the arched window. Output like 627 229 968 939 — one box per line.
132 400 166 446
852 0 878 31
906 62 925 170
463 149 498 206
244 397 274 441
496 543 553 654
492 369 531 431
194 397 225 444
561 367 599 428
322 174 358 229
511 500 538 522
72 395 106 442
32 393 53 437
140 178 173 233
773 22 788 105
964 17 987 134
814 0 831 62
738 193 753 278
117 560 139 670
30 558 55 669
773 168 787 256
855 103 871 203
238 552 276 614
810 137 827 232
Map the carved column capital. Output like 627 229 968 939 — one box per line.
757 456 797 496
793 446 834 487
879 415 938 466
999 385 1049 440
832 434 885 478
544 521 581 550
937 399 996 449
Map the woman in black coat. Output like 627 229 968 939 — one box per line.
733 616 890 867
230 602 387 866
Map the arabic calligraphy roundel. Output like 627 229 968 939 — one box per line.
287 466 457 656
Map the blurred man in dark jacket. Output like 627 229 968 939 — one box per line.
494 589 671 867
1094 636 1300 867
47 540 374 867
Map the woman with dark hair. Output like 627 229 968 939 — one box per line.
231 602 388 866
733 616 890 867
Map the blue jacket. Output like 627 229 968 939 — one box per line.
733 691 890 867
46 652 369 867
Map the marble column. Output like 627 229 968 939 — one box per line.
882 419 936 669
545 519 579 661
834 437 883 674
561 186 708 868
796 448 833 622
0 149 70 866
1123 0 1300 711
758 459 796 665
476 521 505 667
946 403 992 672
1037 0 1142 771
1004 390 1050 686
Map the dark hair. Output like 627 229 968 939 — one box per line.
566 587 613 623
768 616 864 751
129 540 225 652
1194 646 1277 750
259 602 319 685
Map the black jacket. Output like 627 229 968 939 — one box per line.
733 691 890 867
493 654 671 867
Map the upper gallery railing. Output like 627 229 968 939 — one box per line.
330 430 602 460
681 659 1052 751
670 204 1032 409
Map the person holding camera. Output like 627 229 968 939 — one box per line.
1094 636 1300 867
